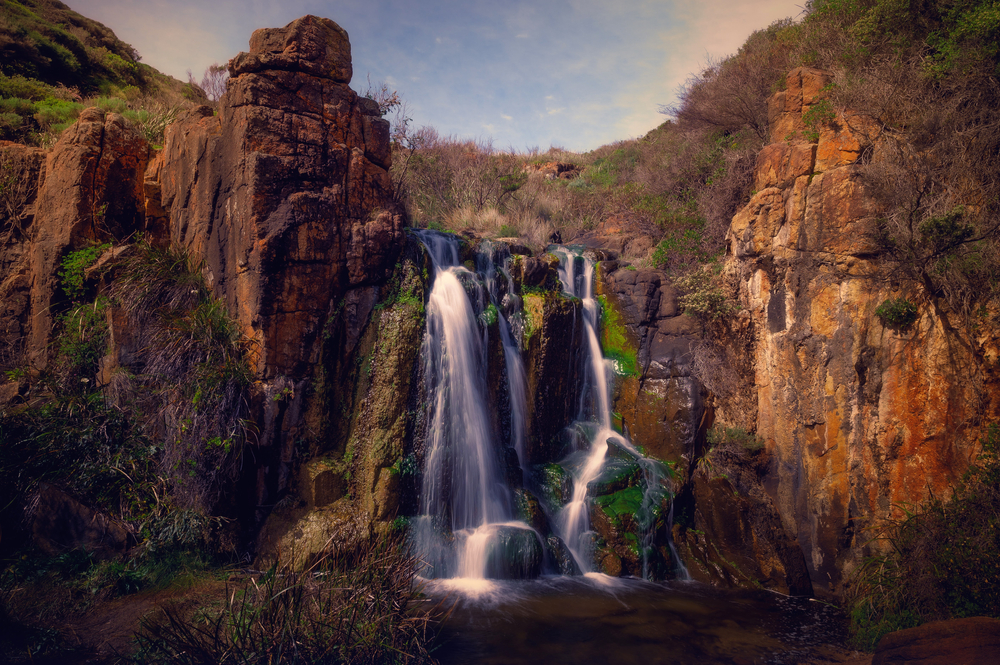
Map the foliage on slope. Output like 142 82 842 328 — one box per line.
0 0 204 145
847 425 1000 649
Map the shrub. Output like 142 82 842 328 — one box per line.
707 425 765 452
875 297 918 329
58 242 110 301
674 264 737 323
847 424 1000 650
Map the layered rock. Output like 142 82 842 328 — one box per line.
19 110 150 369
723 66 1000 596
159 15 401 382
153 15 403 515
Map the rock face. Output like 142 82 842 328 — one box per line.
0 16 404 555
24 110 150 368
160 14 400 381
154 15 403 513
0 142 46 372
590 66 1000 598
723 66 1000 596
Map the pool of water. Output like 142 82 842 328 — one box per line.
420 575 849 665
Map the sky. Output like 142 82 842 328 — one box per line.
69 0 805 152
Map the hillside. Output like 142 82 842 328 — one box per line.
0 0 203 145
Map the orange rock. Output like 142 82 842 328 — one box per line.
873 617 1000 664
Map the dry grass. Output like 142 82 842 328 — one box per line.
133 530 441 665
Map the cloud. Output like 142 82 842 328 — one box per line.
67 0 805 152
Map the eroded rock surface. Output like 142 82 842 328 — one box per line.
723 66 1000 596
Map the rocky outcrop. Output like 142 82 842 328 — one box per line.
596 265 703 465
0 16 406 556
872 617 1000 664
722 66 1000 596
0 142 45 372
22 110 149 369
159 15 401 382
153 15 404 517
588 67 1000 598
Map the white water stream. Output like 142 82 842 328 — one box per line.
413 232 537 583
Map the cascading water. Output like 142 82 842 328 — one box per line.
552 246 687 580
477 241 529 480
412 231 540 584
551 250 615 572
412 231 683 585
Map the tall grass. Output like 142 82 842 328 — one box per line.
133 530 440 664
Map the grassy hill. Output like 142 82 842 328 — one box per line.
0 0 204 145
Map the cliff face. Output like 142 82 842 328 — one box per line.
723 67 1000 596
0 16 403 536
158 15 400 381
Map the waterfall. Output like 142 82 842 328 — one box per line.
552 248 618 572
413 231 539 582
411 232 684 583
478 241 529 481
552 246 686 580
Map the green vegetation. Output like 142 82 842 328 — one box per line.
597 295 639 377
57 241 109 300
674 264 737 323
0 0 204 146
707 425 765 452
875 297 919 329
847 425 1000 650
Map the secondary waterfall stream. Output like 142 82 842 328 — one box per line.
412 231 539 586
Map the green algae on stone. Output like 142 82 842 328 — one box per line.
597 294 639 377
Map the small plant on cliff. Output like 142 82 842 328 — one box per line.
847 424 1000 650
674 263 737 325
707 425 765 452
874 297 918 329
58 242 111 302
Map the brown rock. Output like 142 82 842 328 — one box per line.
229 15 353 83
755 142 816 191
31 484 131 559
27 109 150 367
872 617 1000 664
160 16 401 381
676 458 813 596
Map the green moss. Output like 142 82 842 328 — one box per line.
593 485 644 524
597 295 639 377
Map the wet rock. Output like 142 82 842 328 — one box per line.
533 462 572 513
485 525 543 579
872 617 1000 665
513 488 549 535
587 455 641 496
599 549 623 577
523 291 584 463
673 454 813 596
545 534 581 575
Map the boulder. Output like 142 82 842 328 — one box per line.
873 617 1000 664
484 524 543 579
31 484 131 559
